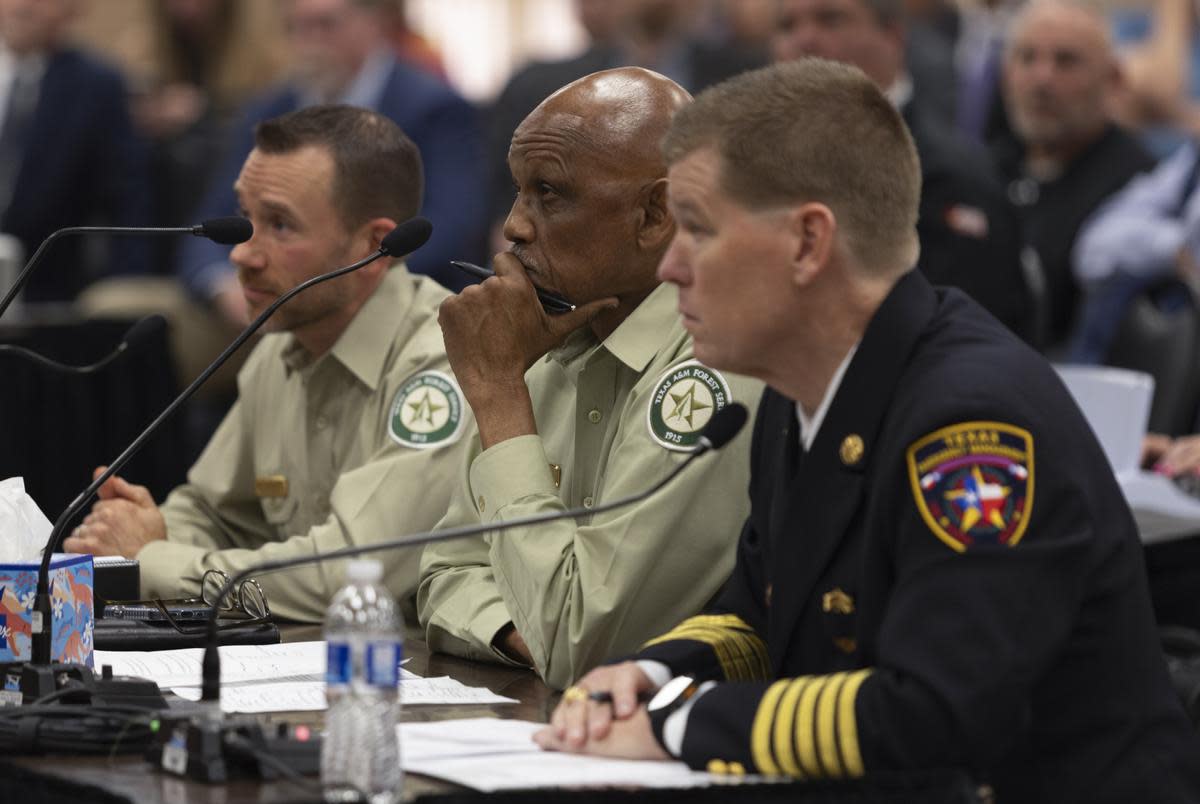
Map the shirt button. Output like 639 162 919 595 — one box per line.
316 416 329 430
582 496 594 508
477 495 486 512
587 409 602 424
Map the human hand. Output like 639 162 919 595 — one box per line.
1142 432 1174 469
62 466 166 557
533 703 668 761
438 252 616 400
535 661 658 750
1153 434 1200 478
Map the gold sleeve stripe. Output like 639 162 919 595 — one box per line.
771 677 811 778
795 674 825 777
641 614 770 681
836 669 872 777
816 673 848 777
750 680 790 776
748 670 875 780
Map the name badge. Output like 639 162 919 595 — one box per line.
254 475 289 498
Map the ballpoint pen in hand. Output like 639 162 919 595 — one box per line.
450 260 576 314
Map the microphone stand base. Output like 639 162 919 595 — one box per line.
153 715 321 783
0 662 168 708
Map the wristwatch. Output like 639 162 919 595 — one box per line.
646 675 700 753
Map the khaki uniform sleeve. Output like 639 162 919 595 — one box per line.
419 376 758 689
150 396 267 555
140 401 470 622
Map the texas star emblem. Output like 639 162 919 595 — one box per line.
647 359 733 451
388 370 466 449
906 421 1034 552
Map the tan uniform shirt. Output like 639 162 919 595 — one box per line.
138 267 472 621
417 282 761 689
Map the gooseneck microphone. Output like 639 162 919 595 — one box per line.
0 216 255 321
0 314 166 374
197 403 750 705
25 216 433 676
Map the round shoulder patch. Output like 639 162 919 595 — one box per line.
646 359 733 451
388 370 466 449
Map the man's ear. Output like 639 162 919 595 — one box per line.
789 203 837 287
636 178 675 251
355 217 399 278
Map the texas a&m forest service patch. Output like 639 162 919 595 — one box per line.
388 370 466 449
646 359 733 452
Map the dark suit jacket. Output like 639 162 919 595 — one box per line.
178 56 487 295
2 48 149 303
902 101 1032 342
991 125 1157 349
639 271 1200 801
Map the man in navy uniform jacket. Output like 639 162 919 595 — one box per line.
536 59 1200 803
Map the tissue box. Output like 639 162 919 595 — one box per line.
0 554 94 666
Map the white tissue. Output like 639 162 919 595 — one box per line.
0 477 53 563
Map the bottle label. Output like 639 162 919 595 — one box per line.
366 641 402 688
326 641 352 686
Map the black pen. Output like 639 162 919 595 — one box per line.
587 690 655 705
450 260 576 314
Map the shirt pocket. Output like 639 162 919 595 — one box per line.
260 494 299 529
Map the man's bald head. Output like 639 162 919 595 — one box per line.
516 67 692 177
502 68 691 334
1003 0 1117 158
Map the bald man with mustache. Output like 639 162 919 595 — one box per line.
417 68 761 690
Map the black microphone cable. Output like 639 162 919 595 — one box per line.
0 314 167 374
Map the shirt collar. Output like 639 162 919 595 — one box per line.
281 265 415 390
796 344 859 452
549 282 679 373
298 46 394 109
884 73 914 110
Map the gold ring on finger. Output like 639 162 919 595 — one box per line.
562 685 588 704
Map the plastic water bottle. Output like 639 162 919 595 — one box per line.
321 559 403 803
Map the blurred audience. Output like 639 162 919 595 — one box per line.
1070 139 1198 363
122 0 287 272
772 0 1031 339
0 0 148 304
991 0 1156 355
1111 0 1199 158
179 0 486 330
486 0 766 247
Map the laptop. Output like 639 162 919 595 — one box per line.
1055 364 1200 539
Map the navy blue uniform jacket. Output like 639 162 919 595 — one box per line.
638 270 1200 802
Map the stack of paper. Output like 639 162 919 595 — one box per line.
399 718 714 792
95 641 518 714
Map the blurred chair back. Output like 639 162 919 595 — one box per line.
0 315 188 522
1106 280 1200 436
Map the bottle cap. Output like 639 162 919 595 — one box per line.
345 559 383 584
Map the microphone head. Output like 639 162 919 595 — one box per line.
196 216 253 245
380 216 433 257
120 314 167 349
698 403 748 451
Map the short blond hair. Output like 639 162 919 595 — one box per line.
663 58 921 271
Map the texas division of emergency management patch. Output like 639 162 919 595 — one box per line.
388 370 466 449
647 359 732 451
906 421 1034 553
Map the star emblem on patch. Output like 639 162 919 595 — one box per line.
646 360 733 451
388 370 466 449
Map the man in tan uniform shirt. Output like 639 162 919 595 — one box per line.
64 105 470 621
419 68 760 689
